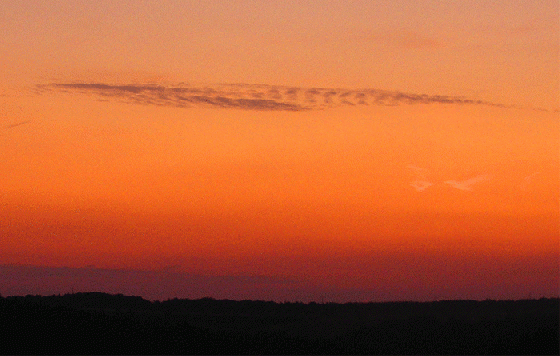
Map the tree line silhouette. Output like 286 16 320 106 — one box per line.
0 292 557 354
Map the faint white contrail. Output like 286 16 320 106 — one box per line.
407 165 434 192
444 175 491 191
524 171 540 182
519 171 541 190
410 180 434 192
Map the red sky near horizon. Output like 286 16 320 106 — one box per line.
1 1 558 302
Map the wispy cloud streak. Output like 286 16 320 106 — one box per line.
407 165 435 192
2 120 30 130
410 180 434 192
35 82 510 111
444 175 492 191
519 172 541 190
407 165 494 193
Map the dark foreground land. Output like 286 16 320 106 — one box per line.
0 293 558 354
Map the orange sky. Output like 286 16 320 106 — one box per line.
0 1 558 301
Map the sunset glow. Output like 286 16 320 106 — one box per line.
1 0 558 302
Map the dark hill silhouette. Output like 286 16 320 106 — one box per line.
0 293 558 354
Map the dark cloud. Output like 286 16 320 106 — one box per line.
322 91 338 104
36 82 510 111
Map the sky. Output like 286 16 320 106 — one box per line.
0 0 558 302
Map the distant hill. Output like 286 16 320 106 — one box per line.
1 293 558 354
